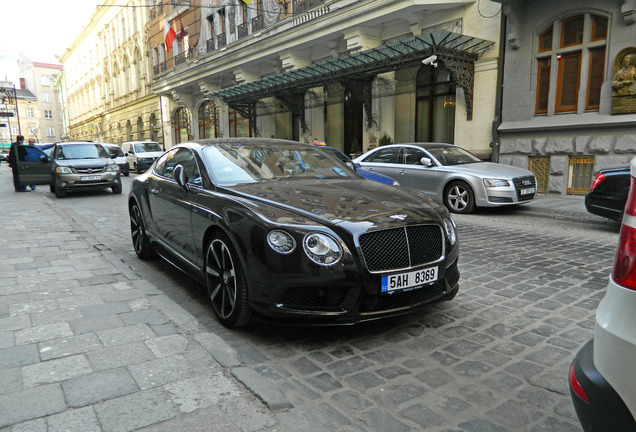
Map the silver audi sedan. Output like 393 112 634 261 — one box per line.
352 143 537 214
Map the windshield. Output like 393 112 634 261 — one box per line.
134 142 162 153
55 144 109 160
426 146 482 166
105 146 124 157
202 143 358 186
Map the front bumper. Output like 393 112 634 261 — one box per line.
135 158 156 172
569 339 636 432
56 172 121 191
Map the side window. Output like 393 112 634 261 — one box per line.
159 148 200 183
154 149 177 177
24 147 46 162
402 148 427 165
363 148 401 163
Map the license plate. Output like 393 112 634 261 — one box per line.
381 266 438 293
521 187 535 195
80 175 101 181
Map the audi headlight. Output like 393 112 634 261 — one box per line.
303 233 342 266
443 217 457 246
267 230 296 254
55 166 72 174
483 178 510 188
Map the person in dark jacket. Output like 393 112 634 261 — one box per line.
8 135 27 192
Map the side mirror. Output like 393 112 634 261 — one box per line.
345 161 356 170
420 157 434 167
40 156 49 162
173 164 189 191
129 149 134 154
124 152 129 156
111 155 117 159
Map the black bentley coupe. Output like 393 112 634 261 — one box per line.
128 138 460 327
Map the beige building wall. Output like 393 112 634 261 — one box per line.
59 0 161 147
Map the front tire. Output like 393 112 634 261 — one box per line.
444 181 475 214
112 182 122 194
54 183 66 198
205 233 252 328
130 202 155 259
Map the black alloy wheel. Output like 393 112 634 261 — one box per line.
205 233 252 328
130 202 155 259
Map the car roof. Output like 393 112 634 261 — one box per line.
181 138 314 149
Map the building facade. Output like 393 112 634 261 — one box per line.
150 0 503 159
494 0 636 195
59 0 162 147
0 81 37 149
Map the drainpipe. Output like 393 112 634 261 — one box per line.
491 12 507 163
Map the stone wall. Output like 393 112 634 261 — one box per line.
500 134 636 194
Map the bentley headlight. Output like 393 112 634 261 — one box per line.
267 230 296 254
483 178 510 188
443 217 457 246
303 233 342 266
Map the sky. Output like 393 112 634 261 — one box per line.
0 0 100 79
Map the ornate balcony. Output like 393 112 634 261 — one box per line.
292 0 325 14
217 33 226 49
238 22 248 39
150 8 156 19
252 14 264 33
153 64 160 75
206 38 215 52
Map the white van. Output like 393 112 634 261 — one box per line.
122 141 163 173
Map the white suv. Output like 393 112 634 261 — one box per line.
569 157 636 430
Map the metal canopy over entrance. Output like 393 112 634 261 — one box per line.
210 29 494 131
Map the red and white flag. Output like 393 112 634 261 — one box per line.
164 20 176 52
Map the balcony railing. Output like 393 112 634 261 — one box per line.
238 22 248 39
206 38 215 52
252 14 264 33
292 0 325 14
174 51 187 66
157 3 163 13
153 64 160 75
150 8 156 19
217 33 226 49
153 61 167 75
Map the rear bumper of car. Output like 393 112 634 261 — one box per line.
136 158 156 171
570 339 636 432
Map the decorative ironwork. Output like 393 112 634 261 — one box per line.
174 107 192 144
150 8 156 20
238 23 248 39
206 38 215 52
528 156 549 194
217 33 226 49
252 15 264 33
175 52 187 66
293 0 324 14
276 91 309 133
153 65 160 75
567 156 595 195
228 101 258 137
442 54 476 120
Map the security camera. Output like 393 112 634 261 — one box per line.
422 54 438 67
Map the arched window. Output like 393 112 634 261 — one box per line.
174 107 191 144
415 64 456 143
198 101 218 138
535 13 608 114
137 117 144 140
126 120 133 141
149 113 158 142
134 48 142 90
123 56 131 94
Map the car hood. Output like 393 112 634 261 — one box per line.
442 162 533 179
55 159 113 168
223 178 448 230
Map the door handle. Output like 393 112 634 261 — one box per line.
399 170 407 175
150 188 159 195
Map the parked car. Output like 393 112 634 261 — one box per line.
15 141 122 198
102 143 130 176
315 145 399 185
123 141 163 173
352 143 537 214
0 152 8 162
128 138 460 328
569 156 636 431
584 166 629 221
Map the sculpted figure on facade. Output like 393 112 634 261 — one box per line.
612 52 636 96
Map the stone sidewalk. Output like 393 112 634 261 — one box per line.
0 164 287 431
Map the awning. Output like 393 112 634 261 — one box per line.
209 29 494 131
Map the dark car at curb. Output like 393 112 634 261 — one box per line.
128 138 460 328
15 141 122 198
584 166 629 221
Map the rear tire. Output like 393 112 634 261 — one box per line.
444 181 475 214
130 202 155 259
205 232 253 328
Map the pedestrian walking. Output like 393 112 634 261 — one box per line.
8 135 28 192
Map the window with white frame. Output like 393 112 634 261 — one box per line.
40 76 50 86
46 127 55 137
29 126 37 136
45 109 53 119
535 13 608 115
42 93 52 103
11 125 19 135
27 108 34 117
